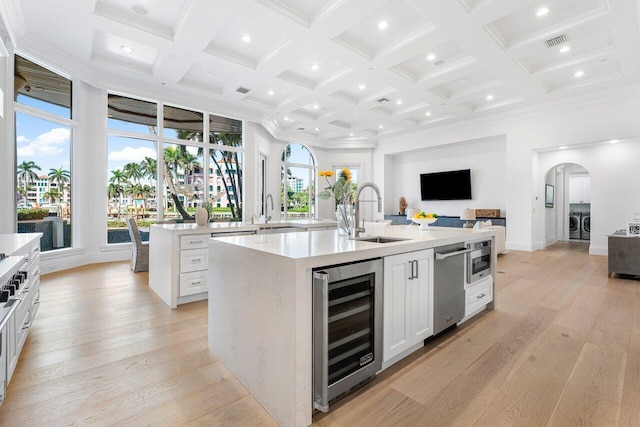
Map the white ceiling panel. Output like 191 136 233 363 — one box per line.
5 0 640 147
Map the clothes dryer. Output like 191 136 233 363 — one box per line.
569 212 581 239
581 212 590 240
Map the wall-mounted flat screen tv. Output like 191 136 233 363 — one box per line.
420 169 472 200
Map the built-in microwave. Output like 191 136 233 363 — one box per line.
467 240 492 284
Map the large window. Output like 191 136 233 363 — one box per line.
15 55 73 252
281 144 316 220
107 95 158 243
106 94 244 241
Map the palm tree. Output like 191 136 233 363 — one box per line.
48 167 70 205
123 162 144 185
107 182 123 217
110 169 129 216
17 160 41 203
163 146 192 219
141 157 157 187
44 188 62 215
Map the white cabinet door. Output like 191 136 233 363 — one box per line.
411 253 434 342
383 249 434 363
383 252 413 361
569 175 591 203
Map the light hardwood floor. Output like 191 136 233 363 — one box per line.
1 242 638 426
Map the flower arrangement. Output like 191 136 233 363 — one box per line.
318 167 355 205
318 168 356 235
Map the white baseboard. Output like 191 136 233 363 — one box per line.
40 247 130 274
505 241 535 251
589 245 607 256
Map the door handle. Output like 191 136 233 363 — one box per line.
435 248 472 260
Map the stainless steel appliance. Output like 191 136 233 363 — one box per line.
467 240 492 284
434 244 471 335
581 212 590 240
312 258 382 412
569 212 581 239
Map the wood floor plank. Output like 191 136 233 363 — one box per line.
547 342 627 427
473 325 589 427
405 306 559 427
1 243 635 427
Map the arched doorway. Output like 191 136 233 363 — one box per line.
544 163 591 245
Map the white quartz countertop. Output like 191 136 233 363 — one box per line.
151 219 337 235
0 233 42 256
211 225 496 268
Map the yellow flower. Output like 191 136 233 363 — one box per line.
341 167 351 184
318 170 334 177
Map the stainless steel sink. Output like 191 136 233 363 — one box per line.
352 236 409 243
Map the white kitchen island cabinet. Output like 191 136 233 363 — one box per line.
208 225 496 427
149 220 337 308
383 249 434 367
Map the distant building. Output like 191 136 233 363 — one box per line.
288 176 304 192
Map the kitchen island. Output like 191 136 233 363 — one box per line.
148 219 336 308
208 225 497 427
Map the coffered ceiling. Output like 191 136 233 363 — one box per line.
2 0 640 147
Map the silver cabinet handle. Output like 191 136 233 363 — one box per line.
408 261 414 280
191 240 204 244
413 260 418 279
192 258 202 262
477 293 486 299
435 248 472 260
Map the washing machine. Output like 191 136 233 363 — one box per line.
569 212 581 239
581 212 590 240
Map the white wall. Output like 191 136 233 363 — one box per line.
389 136 506 217
375 85 640 252
538 141 640 255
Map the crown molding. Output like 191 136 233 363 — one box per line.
0 0 25 46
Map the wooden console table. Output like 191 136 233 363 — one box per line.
608 231 640 277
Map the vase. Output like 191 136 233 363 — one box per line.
336 203 354 236
195 206 208 226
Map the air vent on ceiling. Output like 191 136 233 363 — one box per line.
236 87 251 94
377 97 389 104
545 35 567 48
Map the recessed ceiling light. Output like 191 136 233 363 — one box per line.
349 132 354 137
573 70 584 78
537 7 549 17
267 90 274 95
427 54 436 61
378 20 389 30
609 139 620 144
379 124 384 129
241 34 252 42
396 100 403 105
315 127 320 131
284 116 290 121
425 111 431 117
121 45 134 53
311 63 319 71
313 104 319 109
131 4 148 15
559 146 568 150
486 94 494 100
358 84 366 90
559 45 571 53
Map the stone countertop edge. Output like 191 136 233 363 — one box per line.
0 233 43 255
209 225 497 269
151 219 337 234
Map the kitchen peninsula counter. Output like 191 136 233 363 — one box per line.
148 220 336 307
208 226 496 427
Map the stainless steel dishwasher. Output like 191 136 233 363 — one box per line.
433 244 471 335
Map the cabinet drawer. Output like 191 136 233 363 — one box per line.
180 248 209 273
180 234 209 250
179 271 207 297
465 276 493 316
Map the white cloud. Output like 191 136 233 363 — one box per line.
16 128 70 157
108 146 156 162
